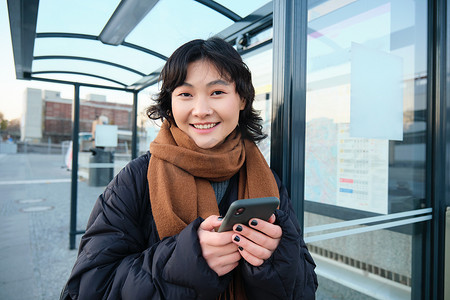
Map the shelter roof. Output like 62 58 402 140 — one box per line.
7 0 273 92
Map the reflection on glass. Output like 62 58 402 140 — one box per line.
308 225 414 299
69 88 134 186
137 86 162 156
305 0 427 215
243 47 273 163
304 0 427 299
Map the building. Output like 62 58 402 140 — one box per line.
21 88 132 144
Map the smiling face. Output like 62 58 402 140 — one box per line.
171 60 245 149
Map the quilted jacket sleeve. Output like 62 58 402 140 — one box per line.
61 153 231 300
240 173 318 300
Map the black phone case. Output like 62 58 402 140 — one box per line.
217 197 280 232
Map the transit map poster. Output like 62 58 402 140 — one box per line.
304 121 389 214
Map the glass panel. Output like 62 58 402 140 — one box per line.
126 0 233 57
308 225 415 299
304 0 427 298
74 87 134 190
137 86 161 156
242 46 273 163
33 38 165 85
36 0 120 35
32 59 142 86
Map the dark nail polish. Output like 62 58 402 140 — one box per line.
251 220 258 226
238 246 243 251
234 236 240 242
236 225 242 232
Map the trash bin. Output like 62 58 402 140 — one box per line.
88 148 114 186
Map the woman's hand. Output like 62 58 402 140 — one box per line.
231 214 282 266
198 215 242 276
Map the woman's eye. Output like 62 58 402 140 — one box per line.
212 91 225 96
178 92 191 97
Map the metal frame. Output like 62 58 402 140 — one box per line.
33 55 146 77
445 207 450 299
32 71 129 87
36 32 169 62
28 76 131 92
194 0 242 22
428 0 448 298
131 92 138 160
69 84 81 249
99 0 160 46
218 2 273 45
424 0 448 299
270 0 446 299
7 0 38 79
34 32 168 90
271 0 308 229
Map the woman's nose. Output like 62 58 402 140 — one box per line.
192 97 212 117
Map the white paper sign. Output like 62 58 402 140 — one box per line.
350 43 403 141
95 125 118 147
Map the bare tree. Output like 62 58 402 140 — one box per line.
0 111 8 131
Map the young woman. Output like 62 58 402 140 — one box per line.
61 37 317 299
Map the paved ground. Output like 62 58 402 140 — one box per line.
0 153 104 300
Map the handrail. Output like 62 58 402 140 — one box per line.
305 208 432 234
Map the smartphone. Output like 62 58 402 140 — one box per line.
217 197 280 232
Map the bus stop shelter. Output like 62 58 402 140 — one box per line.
7 0 277 250
7 1 449 299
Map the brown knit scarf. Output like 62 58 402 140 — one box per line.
148 121 279 299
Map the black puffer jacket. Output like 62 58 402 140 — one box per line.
61 152 318 299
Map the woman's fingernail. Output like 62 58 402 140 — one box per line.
238 246 243 251
251 220 258 226
235 225 243 232
218 217 223 221
234 236 240 242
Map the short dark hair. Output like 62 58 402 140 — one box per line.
146 37 266 142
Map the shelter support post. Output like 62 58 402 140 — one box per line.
271 0 307 229
445 207 450 299
132 91 138 160
69 84 80 250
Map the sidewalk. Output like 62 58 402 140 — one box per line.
0 153 105 299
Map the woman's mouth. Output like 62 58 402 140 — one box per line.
192 123 219 129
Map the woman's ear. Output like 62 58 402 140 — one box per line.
240 98 246 110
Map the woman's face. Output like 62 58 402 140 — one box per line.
171 60 245 149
